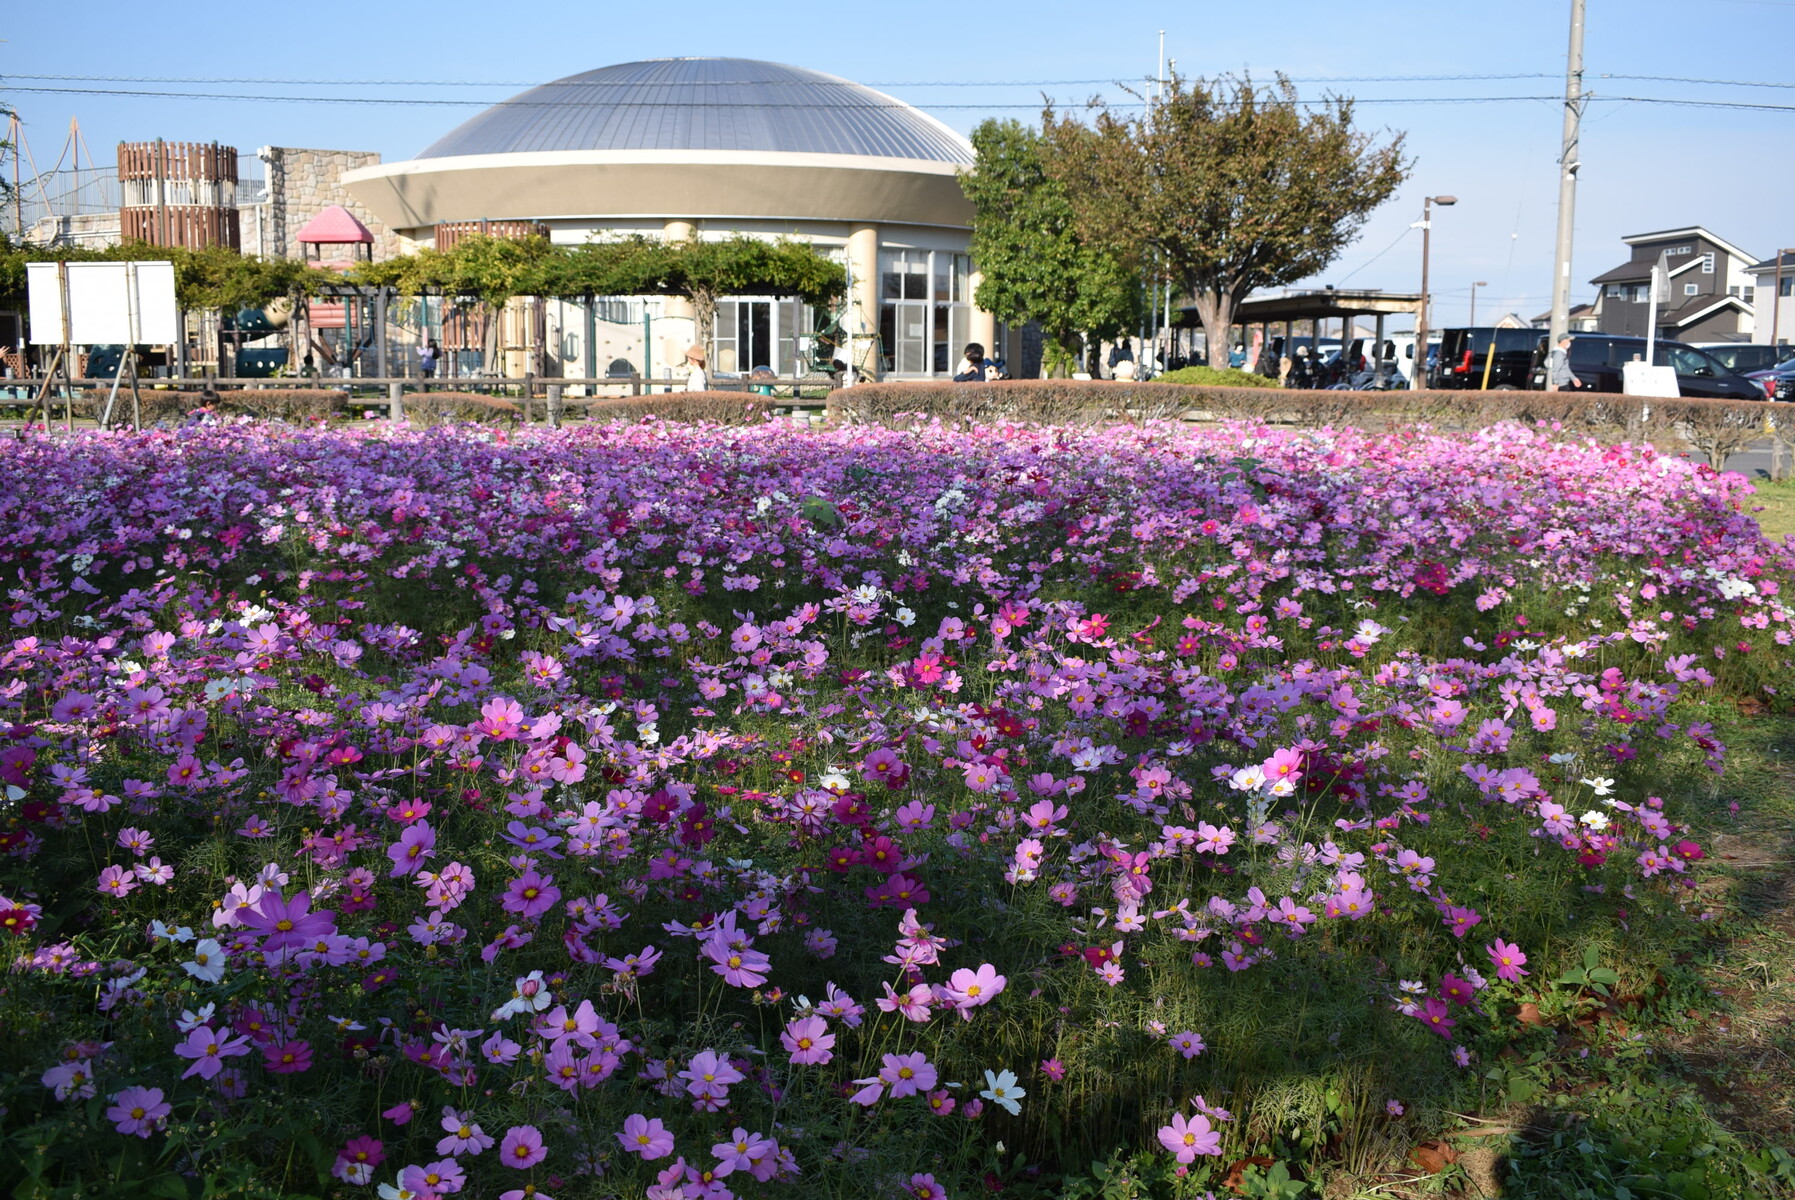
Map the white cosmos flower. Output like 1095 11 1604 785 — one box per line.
1579 810 1610 831
1581 777 1615 796
981 1068 1026 1115
181 938 226 984
176 1002 217 1033
894 607 916 627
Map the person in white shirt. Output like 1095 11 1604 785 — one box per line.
683 344 708 392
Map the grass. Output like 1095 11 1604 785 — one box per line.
1310 706 1795 1199
1750 478 1795 541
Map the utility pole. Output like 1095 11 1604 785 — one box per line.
1548 0 1587 343
1773 248 1792 348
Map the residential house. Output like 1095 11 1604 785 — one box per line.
1587 226 1758 342
1529 302 1598 332
1744 250 1794 346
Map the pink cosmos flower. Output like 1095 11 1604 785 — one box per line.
679 1049 745 1097
499 1124 547 1169
107 1085 170 1137
1486 938 1530 981
500 869 561 919
401 1159 466 1195
1040 1058 1067 1081
702 936 771 988
238 889 335 954
779 1015 835 1065
710 1127 772 1177
944 963 1006 1017
174 1025 252 1080
617 1113 675 1160
42 1060 96 1100
908 1174 948 1200
387 822 437 878
97 865 137 899
1157 1112 1222 1162
1167 1031 1206 1059
879 1051 937 1098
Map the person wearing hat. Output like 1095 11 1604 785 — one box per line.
683 344 708 392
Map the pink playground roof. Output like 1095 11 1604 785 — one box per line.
296 205 375 244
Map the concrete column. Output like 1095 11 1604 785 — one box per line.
388 380 403 424
847 223 880 377
661 220 697 324
968 268 997 358
547 383 563 429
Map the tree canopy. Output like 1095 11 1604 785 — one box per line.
353 234 845 349
0 236 338 315
1041 74 1410 357
959 120 1140 375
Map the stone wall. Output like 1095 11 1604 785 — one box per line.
261 148 400 262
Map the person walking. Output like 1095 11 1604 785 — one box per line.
1546 335 1582 392
417 340 439 380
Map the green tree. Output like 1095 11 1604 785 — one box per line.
959 119 1140 376
549 235 843 351
1042 74 1410 359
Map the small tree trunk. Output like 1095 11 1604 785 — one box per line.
690 289 717 360
1191 288 1237 369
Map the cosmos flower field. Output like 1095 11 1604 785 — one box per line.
0 416 1789 1199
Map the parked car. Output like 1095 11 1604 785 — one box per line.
1745 359 1795 402
1539 334 1768 401
1688 343 1794 375
1431 327 1546 389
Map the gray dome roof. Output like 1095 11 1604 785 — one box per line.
416 58 973 164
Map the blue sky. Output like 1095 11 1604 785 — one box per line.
6 0 1791 329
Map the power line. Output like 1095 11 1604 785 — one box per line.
0 84 1568 109
1601 73 1795 89
4 83 1789 115
3 71 1565 88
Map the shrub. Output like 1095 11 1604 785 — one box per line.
579 392 777 425
1155 364 1277 388
399 391 521 425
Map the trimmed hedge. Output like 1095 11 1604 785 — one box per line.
68 388 351 426
578 393 778 426
824 379 1781 466
397 392 520 425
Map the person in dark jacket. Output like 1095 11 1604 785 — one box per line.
953 343 1000 382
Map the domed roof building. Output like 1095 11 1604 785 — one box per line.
343 58 1002 380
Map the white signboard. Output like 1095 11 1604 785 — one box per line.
27 260 179 345
1622 361 1680 398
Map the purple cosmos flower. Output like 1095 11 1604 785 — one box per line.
107 1086 170 1137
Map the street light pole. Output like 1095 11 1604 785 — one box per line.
1470 280 1488 327
1416 194 1457 388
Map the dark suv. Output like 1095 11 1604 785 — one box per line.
1542 335 1768 401
1431 327 1546 389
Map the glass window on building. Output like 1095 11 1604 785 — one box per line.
713 297 813 377
879 249 973 376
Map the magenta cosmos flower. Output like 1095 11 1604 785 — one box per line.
779 1016 835 1065
107 1085 170 1137
1486 938 1530 981
499 1124 547 1168
500 870 561 919
238 890 335 954
386 822 437 878
617 1113 675 1160
1157 1112 1222 1162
